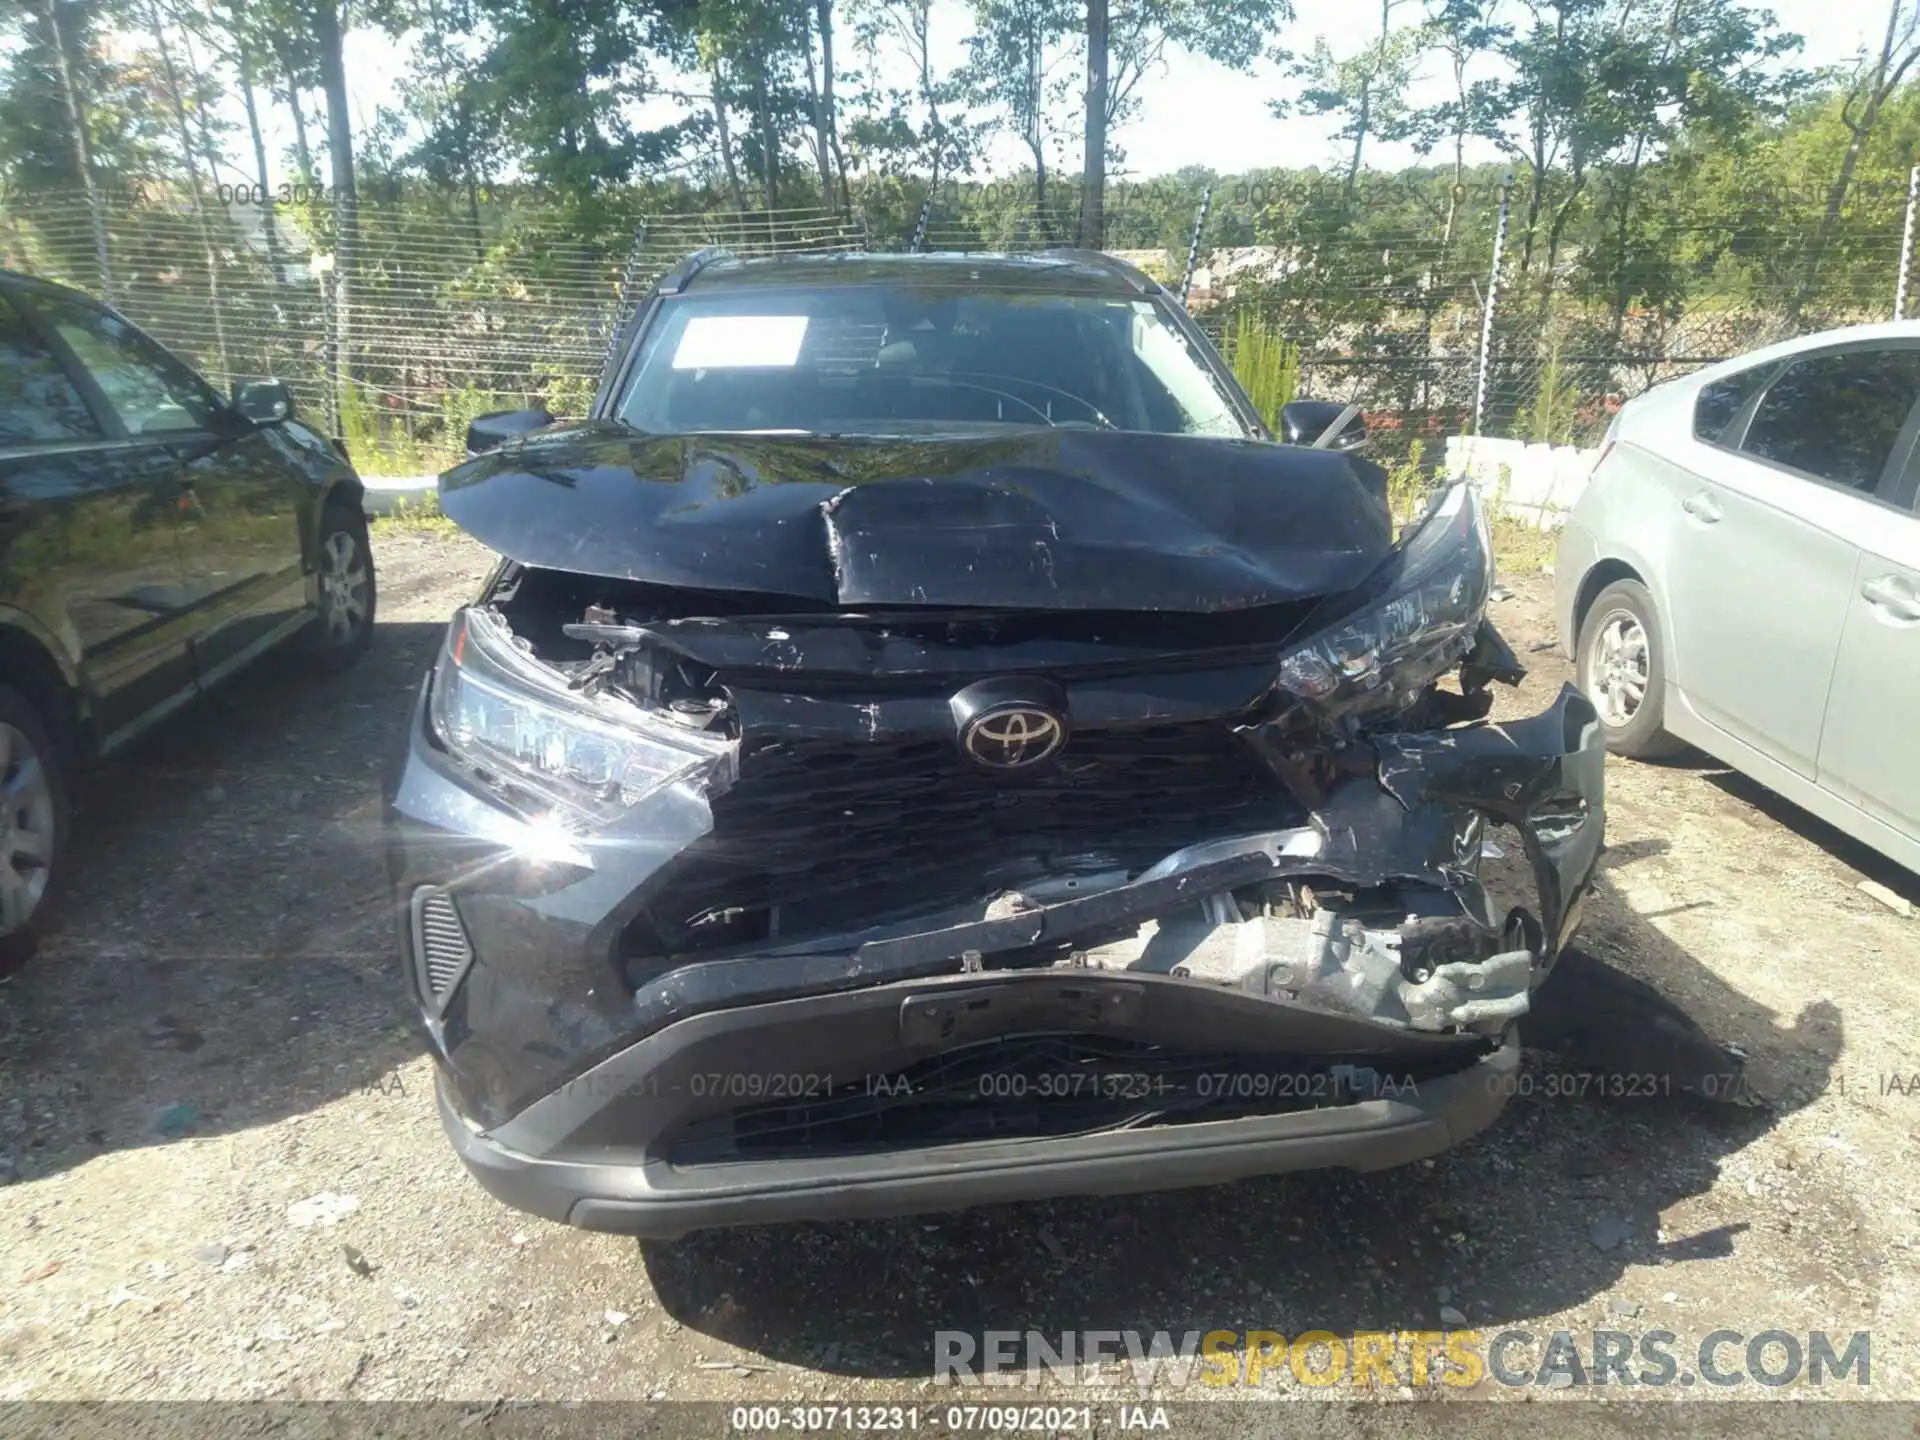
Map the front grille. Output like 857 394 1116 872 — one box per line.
665 1033 1388 1164
412 888 474 1008
624 720 1296 959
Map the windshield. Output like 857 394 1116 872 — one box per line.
615 285 1250 439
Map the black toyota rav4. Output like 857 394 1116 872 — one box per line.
387 249 1604 1237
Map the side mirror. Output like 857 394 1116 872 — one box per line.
1279 399 1367 453
233 379 295 425
466 408 555 456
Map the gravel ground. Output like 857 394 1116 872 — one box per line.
1 528 1917 1410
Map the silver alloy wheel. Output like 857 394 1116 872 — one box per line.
318 528 370 647
1589 607 1650 727
0 721 56 937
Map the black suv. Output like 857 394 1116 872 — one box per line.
388 250 1604 1237
0 270 375 962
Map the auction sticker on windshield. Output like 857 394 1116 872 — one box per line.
672 314 809 369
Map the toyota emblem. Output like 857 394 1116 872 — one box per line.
961 705 1067 770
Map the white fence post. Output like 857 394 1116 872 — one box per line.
1474 172 1515 436
1898 165 1919 322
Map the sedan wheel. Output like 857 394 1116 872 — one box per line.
1588 609 1649 727
0 720 55 937
320 529 370 645
1574 578 1684 760
309 502 377 670
0 684 70 968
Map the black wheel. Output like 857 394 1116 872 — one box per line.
1575 579 1685 760
308 498 376 670
0 684 71 972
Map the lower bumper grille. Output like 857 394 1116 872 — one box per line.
412 887 474 1009
665 1033 1422 1164
625 722 1297 960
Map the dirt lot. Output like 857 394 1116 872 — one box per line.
1 526 1917 1411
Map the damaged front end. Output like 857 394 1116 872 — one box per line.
389 472 1603 1234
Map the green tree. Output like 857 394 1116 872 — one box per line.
401 0 502 256
846 0 978 198
1080 0 1292 245
804 0 851 212
0 0 166 292
142 0 234 374
1791 0 1920 318
964 0 1077 237
1491 0 1797 315
1282 0 1424 205
666 0 811 211
1404 0 1511 248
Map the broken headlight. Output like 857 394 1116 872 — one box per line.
1276 480 1493 714
429 607 735 824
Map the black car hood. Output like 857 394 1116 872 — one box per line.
439 422 1394 612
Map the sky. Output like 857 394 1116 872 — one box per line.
234 0 1883 191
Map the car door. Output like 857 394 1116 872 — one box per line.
0 286 199 745
21 287 307 684
1664 345 1920 779
1813 451 1920 847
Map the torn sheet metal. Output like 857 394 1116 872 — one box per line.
1374 682 1607 957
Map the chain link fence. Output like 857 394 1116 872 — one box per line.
3 172 1915 473
1202 172 1920 462
0 184 870 471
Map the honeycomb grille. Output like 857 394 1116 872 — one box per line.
625 720 1296 959
413 888 474 1007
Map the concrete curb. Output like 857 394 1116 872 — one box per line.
359 474 440 516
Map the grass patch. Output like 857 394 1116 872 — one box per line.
1522 339 1580 447
1491 513 1558 574
1478 461 1560 574
1385 438 1432 526
1228 312 1301 431
370 492 462 537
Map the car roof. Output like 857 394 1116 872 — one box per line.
1677 318 1920 388
1620 318 1920 427
0 268 96 304
667 249 1161 298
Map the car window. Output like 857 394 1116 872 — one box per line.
1741 349 1920 493
616 286 1248 439
26 289 224 437
0 293 102 446
1693 364 1770 444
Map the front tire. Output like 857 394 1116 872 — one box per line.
0 684 71 972
1576 579 1684 760
308 498 376 670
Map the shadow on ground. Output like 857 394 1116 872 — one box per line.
1634 747 1916 903
1703 768 1920 905
640 863 1839 1379
0 620 446 1181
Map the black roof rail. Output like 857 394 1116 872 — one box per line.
1034 247 1157 295
656 246 733 295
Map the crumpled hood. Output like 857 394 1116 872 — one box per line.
439 422 1394 611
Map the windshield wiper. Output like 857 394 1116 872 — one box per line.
941 371 1118 429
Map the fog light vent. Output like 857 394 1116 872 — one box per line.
412 887 474 1008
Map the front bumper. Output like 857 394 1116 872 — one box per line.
440 989 1519 1238
388 677 1604 1234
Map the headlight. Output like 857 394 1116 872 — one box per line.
429 607 735 824
1276 481 1494 713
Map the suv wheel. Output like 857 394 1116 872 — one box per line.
309 499 376 669
1576 579 1685 760
0 684 70 971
